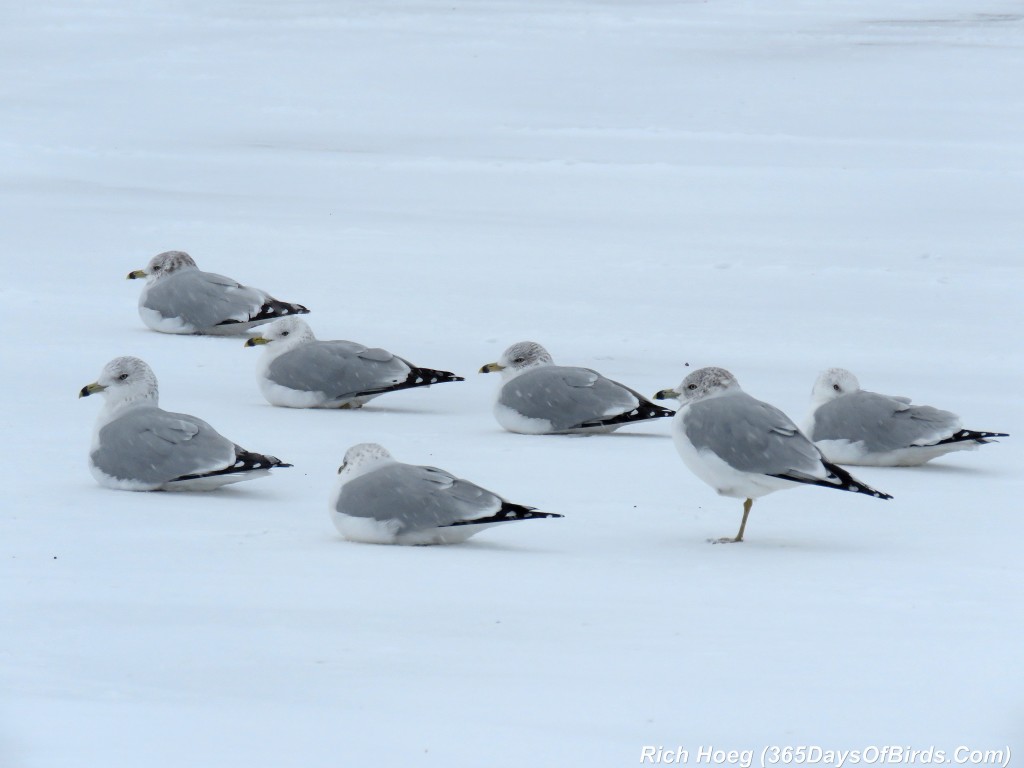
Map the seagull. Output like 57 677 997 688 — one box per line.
805 367 1008 466
244 317 464 408
128 250 309 334
80 356 290 491
655 367 891 543
330 443 563 545
480 341 674 434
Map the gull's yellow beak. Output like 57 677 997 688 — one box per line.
245 336 269 348
79 382 106 398
653 388 679 401
479 362 504 374
127 269 146 280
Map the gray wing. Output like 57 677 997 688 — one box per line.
142 270 267 328
498 366 639 431
267 341 411 398
810 391 961 451
91 406 237 484
685 393 823 476
336 464 500 532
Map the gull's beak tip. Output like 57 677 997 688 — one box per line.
79 382 104 398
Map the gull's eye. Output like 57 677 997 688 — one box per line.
118 373 129 381
281 331 289 337
833 383 840 391
513 357 525 364
687 383 697 390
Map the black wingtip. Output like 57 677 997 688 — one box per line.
576 400 675 430
230 450 292 471
823 460 893 500
769 461 893 500
405 367 465 388
338 367 464 401
243 298 310 324
445 503 563 527
170 450 290 483
935 428 1009 445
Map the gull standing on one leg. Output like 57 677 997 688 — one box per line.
655 367 892 543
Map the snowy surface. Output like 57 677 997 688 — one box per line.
3 1 1023 765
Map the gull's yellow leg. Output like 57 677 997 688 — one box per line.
711 498 752 544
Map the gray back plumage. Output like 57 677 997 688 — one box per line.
336 464 497 531
92 406 236 484
811 391 959 451
499 366 638 431
267 341 410 398
684 392 822 475
143 269 265 327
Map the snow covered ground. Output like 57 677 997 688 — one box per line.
3 1 1023 765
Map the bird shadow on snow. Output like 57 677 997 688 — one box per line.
871 462 1004 480
134 485 297 504
345 404 449 416
329 536 563 555
552 430 671 440
909 462 1004 478
602 430 672 440
459 537 566 554
662 533 869 555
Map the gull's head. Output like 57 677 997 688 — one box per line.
79 356 159 408
811 368 860 404
655 366 739 404
337 443 394 481
479 341 553 376
127 250 197 281
245 316 315 350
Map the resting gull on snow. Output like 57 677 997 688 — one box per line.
80 356 290 491
245 317 464 408
128 250 309 334
805 367 1008 466
480 341 674 434
330 443 562 545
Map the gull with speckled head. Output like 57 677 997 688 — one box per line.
655 367 892 543
805 368 1008 467
480 341 674 434
245 317 464 408
330 443 563 545
128 250 309 334
80 356 290 491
